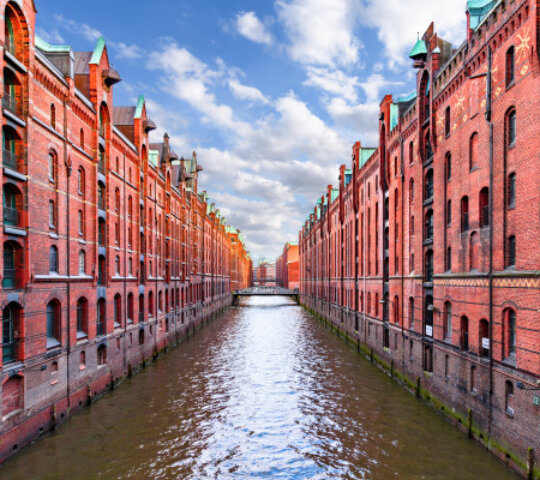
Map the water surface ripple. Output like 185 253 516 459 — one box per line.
0 297 518 479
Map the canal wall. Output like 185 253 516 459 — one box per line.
301 295 539 480
0 295 232 463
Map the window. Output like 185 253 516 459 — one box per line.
115 255 120 275
2 303 20 363
409 178 414 203
409 141 414 165
98 146 105 173
445 153 451 181
469 232 478 271
49 246 58 273
444 302 452 339
76 298 88 337
128 257 132 276
460 316 469 351
409 297 414 329
424 169 433 200
507 109 516 147
470 365 476 392
444 106 451 137
46 300 60 346
461 196 469 231
97 299 106 336
127 293 134 323
446 247 451 271
504 308 516 359
479 187 489 227
424 209 433 240
114 294 121 328
48 152 56 183
506 235 516 267
128 196 133 219
78 210 84 236
505 381 514 416
115 188 120 212
98 255 106 285
507 173 516 208
50 104 56 129
394 296 399 325
80 128 85 150
506 47 515 87
97 345 107 366
148 291 154 318
49 200 55 229
78 250 86 274
98 219 106 246
479 319 489 357
469 133 478 170
78 167 85 196
446 200 451 226
98 183 105 210
424 131 433 160
424 250 433 283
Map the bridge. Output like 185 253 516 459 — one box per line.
232 287 299 305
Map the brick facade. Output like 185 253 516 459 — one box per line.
299 1 540 477
0 0 251 462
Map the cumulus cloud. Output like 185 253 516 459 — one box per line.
276 0 361 66
359 0 466 69
112 41 144 60
236 11 273 46
303 67 360 102
54 14 102 43
229 79 271 104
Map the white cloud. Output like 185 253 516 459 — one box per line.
360 0 466 69
236 11 273 46
229 79 270 104
303 67 360 102
112 41 144 60
54 14 102 43
276 0 361 66
37 27 65 44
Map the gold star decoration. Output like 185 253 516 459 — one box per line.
516 28 531 62
454 92 466 115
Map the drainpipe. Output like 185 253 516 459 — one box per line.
400 135 405 369
363 176 368 346
122 152 127 373
63 97 72 411
486 45 494 442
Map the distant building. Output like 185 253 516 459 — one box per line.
281 242 299 290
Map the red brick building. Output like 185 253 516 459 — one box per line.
300 1 539 476
0 0 251 462
279 242 299 290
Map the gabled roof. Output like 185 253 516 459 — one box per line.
74 52 92 75
113 106 136 126
35 36 71 54
134 95 145 119
359 148 377 169
89 37 106 65
409 37 427 59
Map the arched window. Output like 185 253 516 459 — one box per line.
424 130 433 160
98 146 106 174
409 297 414 329
78 210 84 237
507 172 516 208
50 104 56 129
444 301 452 339
505 381 514 416
115 255 120 275
97 345 107 366
76 297 88 337
78 167 85 196
48 152 56 183
444 106 451 137
139 294 144 323
461 196 469 231
78 250 86 274
394 295 399 324
97 298 106 336
506 235 516 268
80 128 84 150
128 196 133 219
2 303 21 363
424 169 433 200
49 245 58 273
127 293 134 323
507 108 516 147
98 218 106 246
80 351 86 368
460 316 469 351
504 308 516 359
469 231 478 271
479 319 489 357
479 187 489 227
446 199 451 226
49 200 56 229
115 187 120 212
148 290 154 318
158 290 163 313
3 126 19 171
445 153 451 181
506 46 515 87
469 132 478 170
97 182 105 210
424 209 433 240
46 300 61 347
114 294 122 328
3 184 21 227
98 255 106 285
409 178 414 203
409 141 414 165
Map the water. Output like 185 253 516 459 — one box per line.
0 296 518 479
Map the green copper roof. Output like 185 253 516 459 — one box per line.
331 188 339 202
149 149 159 167
409 37 427 59
390 103 399 131
90 37 106 65
134 95 145 119
396 91 416 103
467 0 498 29
359 148 376 169
35 35 71 53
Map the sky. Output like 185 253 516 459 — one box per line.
37 0 470 261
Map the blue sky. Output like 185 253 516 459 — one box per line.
37 0 468 261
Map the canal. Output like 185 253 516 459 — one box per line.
0 297 518 479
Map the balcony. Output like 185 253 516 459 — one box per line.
2 92 21 117
3 149 19 171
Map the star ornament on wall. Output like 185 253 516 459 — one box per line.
515 28 531 61
454 92 466 115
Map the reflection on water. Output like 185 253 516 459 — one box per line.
0 296 518 479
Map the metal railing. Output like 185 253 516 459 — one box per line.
2 92 21 116
5 40 18 58
3 149 19 171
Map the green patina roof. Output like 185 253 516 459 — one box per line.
468 0 499 29
149 150 159 167
134 95 145 119
396 91 416 103
35 35 71 53
390 103 399 131
409 37 427 59
359 148 376 169
331 188 339 202
90 37 106 65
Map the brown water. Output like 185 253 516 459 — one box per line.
0 296 518 480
